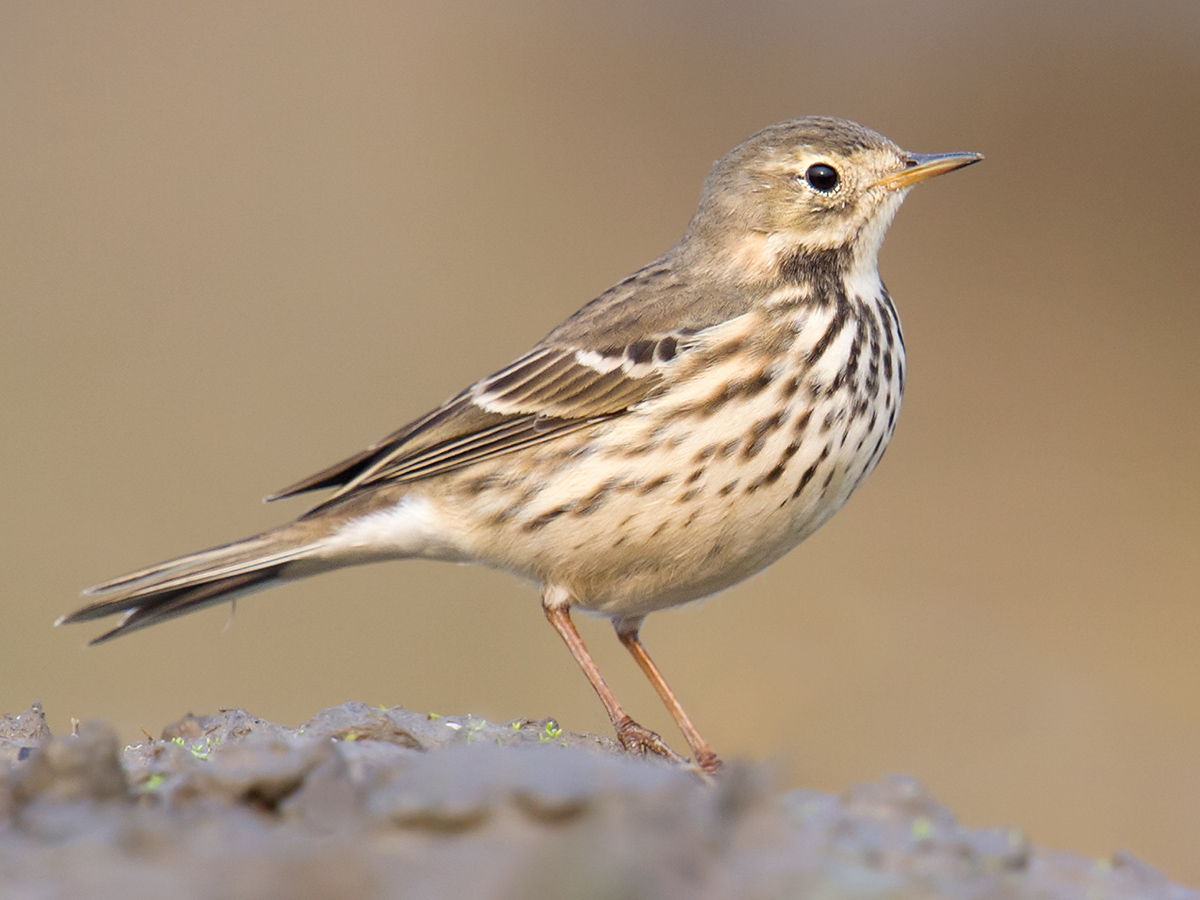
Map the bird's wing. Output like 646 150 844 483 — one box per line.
267 256 763 504
267 333 696 503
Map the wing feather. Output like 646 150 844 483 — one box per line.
268 254 759 504
273 343 676 504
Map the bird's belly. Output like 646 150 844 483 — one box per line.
434 370 901 621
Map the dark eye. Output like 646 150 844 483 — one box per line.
804 163 840 192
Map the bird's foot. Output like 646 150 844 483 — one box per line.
614 717 688 766
692 747 723 776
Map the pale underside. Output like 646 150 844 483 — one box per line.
318 278 906 623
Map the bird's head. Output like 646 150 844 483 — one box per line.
682 116 981 286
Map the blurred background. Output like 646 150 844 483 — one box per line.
3 0 1198 883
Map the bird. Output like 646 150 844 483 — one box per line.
59 116 981 774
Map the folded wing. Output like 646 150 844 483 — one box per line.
268 333 693 505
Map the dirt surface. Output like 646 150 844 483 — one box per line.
1 702 1194 900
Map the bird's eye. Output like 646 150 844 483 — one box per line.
804 163 840 193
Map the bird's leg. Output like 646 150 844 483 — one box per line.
542 591 685 766
615 625 722 775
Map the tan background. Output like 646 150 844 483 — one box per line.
3 0 1199 883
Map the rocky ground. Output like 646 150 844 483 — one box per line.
1 701 1194 900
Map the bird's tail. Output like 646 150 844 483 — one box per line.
58 522 332 645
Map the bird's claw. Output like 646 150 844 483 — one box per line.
615 718 688 766
692 748 723 776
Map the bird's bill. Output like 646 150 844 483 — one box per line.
873 151 983 190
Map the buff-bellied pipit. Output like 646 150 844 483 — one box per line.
59 117 980 774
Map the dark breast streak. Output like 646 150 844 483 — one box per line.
774 286 904 510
